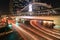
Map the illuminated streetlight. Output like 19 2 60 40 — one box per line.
28 4 32 12
16 18 18 21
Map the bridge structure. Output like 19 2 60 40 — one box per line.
12 1 60 30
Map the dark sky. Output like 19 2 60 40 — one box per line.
0 0 9 12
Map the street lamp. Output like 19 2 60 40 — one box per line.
28 4 33 15
28 4 32 12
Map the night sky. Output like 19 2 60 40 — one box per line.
0 0 9 13
0 0 60 14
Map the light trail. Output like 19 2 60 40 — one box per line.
20 24 44 40
12 23 38 40
8 18 60 40
37 21 60 36
0 30 13 36
51 29 60 33
30 20 60 39
20 23 53 40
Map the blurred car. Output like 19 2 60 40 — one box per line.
38 20 55 29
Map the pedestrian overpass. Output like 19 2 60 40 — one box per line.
14 2 60 30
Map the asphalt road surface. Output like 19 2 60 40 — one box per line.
8 19 60 40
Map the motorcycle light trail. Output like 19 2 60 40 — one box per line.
12 23 39 40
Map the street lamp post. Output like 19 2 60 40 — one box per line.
28 4 32 12
28 4 33 15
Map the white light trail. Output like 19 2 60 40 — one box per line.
12 23 38 40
